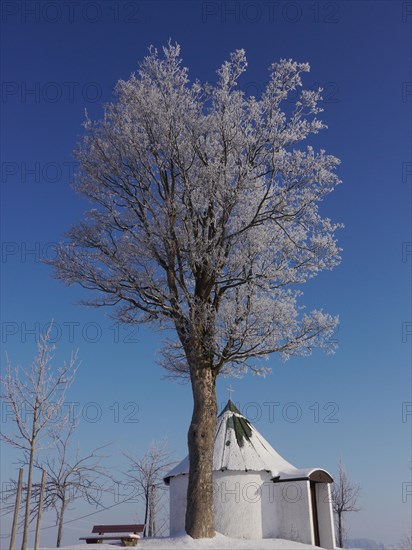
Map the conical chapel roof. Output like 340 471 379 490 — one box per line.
164 400 333 484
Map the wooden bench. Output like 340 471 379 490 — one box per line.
79 524 145 546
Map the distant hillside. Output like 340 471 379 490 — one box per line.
346 539 386 550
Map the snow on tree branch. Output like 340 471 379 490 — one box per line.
49 43 342 378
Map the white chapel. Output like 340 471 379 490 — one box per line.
164 399 336 549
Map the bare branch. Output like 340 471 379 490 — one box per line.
332 458 361 548
0 326 79 550
123 440 173 537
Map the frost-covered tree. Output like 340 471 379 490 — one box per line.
0 328 78 550
332 459 361 547
34 424 109 547
1 427 108 548
124 440 172 537
399 531 412 550
50 43 342 538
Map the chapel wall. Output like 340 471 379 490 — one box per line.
212 470 265 538
169 474 188 535
272 480 314 545
316 482 336 549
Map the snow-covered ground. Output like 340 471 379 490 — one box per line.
38 532 322 549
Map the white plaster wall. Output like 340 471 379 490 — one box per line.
169 473 324 545
260 475 279 538
273 480 314 545
169 475 188 535
316 483 336 549
170 471 270 539
213 471 266 538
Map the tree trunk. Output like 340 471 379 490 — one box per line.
148 485 156 537
21 444 35 550
56 491 67 547
34 470 46 550
151 486 156 536
143 487 149 537
9 468 24 550
185 364 217 538
337 511 344 548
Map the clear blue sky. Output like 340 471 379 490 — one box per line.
1 1 411 547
